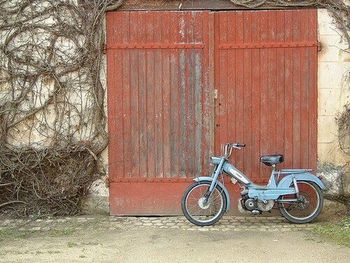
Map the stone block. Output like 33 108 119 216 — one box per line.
317 142 349 166
321 199 348 218
319 44 342 63
343 163 350 195
319 35 349 63
318 9 338 36
340 49 350 62
318 88 342 116
89 179 109 197
318 62 348 89
101 147 109 169
317 162 344 195
83 179 109 215
339 87 350 107
318 115 338 143
82 195 109 215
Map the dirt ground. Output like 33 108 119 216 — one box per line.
0 216 349 263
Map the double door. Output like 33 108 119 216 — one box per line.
106 10 317 215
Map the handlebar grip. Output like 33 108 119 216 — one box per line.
234 143 246 148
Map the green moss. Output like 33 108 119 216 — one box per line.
0 229 32 241
312 216 350 247
67 241 78 248
0 227 76 242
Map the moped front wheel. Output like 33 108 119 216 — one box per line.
279 181 323 224
181 181 227 226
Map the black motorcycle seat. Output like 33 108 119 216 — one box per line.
260 154 284 166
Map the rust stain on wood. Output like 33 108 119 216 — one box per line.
106 9 318 215
214 10 318 182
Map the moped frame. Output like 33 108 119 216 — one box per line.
198 153 325 212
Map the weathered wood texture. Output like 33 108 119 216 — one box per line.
107 9 317 215
107 11 212 184
214 10 318 183
107 11 214 215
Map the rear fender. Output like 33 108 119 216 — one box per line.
194 177 230 212
277 172 326 190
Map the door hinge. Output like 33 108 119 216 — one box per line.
214 89 218 99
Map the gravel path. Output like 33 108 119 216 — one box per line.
0 216 349 263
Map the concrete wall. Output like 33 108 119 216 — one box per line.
84 9 350 214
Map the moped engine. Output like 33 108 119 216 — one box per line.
257 200 275 212
239 196 274 213
244 198 257 210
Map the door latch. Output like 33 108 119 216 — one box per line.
214 89 218 99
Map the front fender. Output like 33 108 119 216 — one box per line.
278 172 326 190
194 177 230 212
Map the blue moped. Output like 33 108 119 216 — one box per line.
181 143 325 226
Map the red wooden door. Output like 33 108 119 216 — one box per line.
107 11 213 215
214 10 318 185
107 9 318 215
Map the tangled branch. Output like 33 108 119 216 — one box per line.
0 0 123 216
337 103 350 155
0 145 98 216
0 0 349 216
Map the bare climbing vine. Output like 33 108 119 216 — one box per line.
337 103 350 155
0 0 123 216
0 0 349 217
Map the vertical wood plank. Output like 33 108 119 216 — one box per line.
300 9 310 169
284 10 294 169
161 13 171 177
268 11 278 161
138 13 148 177
259 11 270 178
243 11 252 178
154 13 163 178
292 11 301 168
308 9 318 170
226 12 236 162
276 11 286 165
203 12 214 175
122 12 131 178
217 12 228 157
170 12 180 177
145 12 155 178
128 12 140 178
235 11 244 171
251 11 261 179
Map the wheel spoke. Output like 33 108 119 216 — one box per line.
184 183 224 224
279 182 321 222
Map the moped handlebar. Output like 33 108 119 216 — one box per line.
223 143 245 158
232 143 246 148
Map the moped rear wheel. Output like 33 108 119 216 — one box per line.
279 181 323 224
181 181 227 226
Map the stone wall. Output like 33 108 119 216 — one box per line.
317 9 350 199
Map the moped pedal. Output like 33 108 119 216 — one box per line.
251 210 260 215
